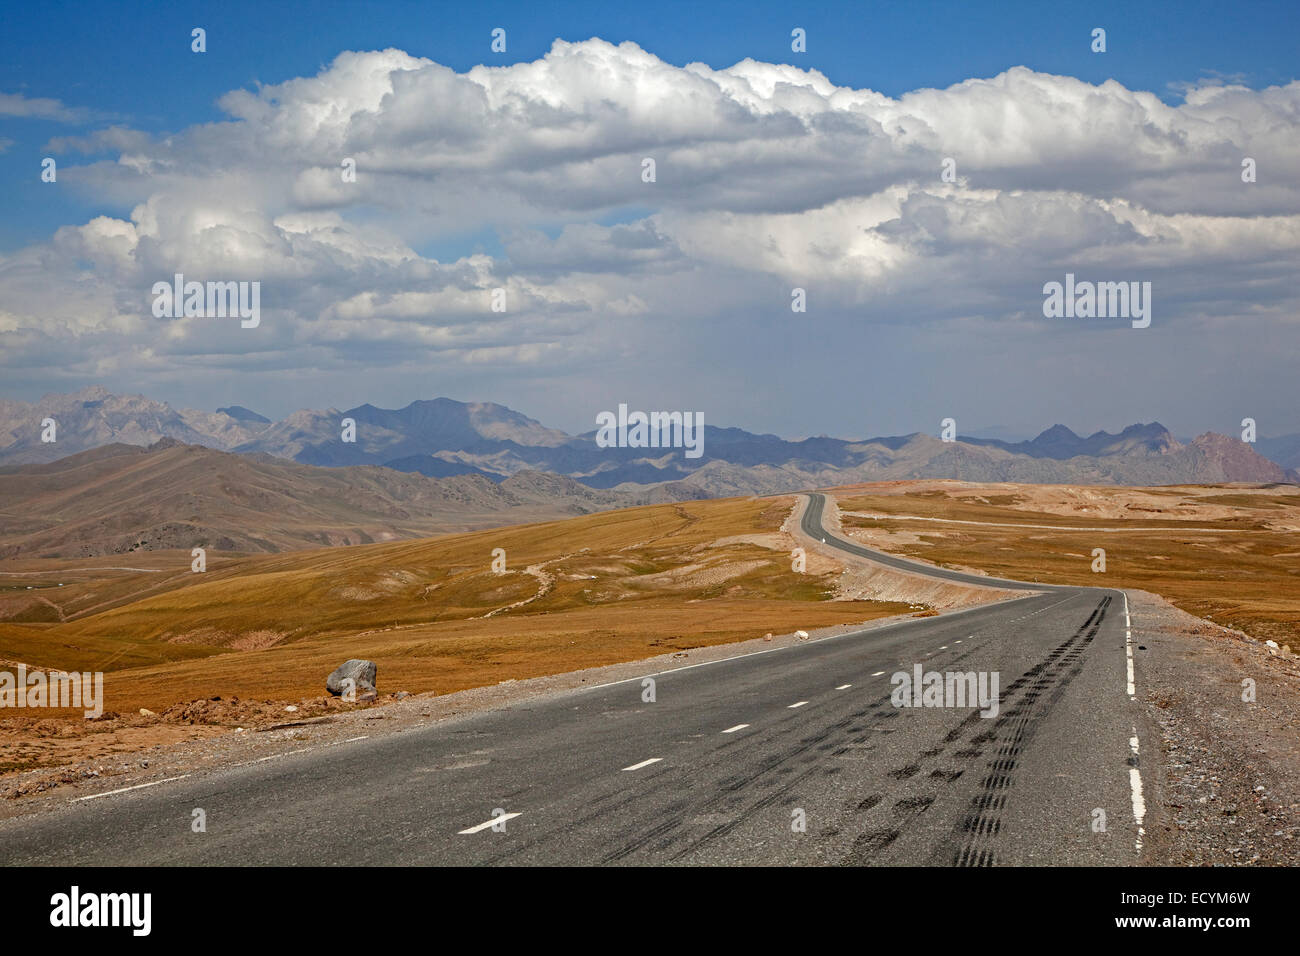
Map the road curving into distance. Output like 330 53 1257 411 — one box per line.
0 493 1150 866
800 492 1063 591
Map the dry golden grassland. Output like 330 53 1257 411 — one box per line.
835 482 1300 648
0 496 906 717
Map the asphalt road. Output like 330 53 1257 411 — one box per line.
0 493 1147 865
800 492 1063 591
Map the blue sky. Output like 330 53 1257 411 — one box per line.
1 0 1298 439
3 0 1297 251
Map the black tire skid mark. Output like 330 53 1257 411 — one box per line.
945 596 1109 867
840 596 1109 866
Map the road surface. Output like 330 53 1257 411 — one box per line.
0 493 1149 865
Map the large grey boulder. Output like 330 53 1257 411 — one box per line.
327 659 377 699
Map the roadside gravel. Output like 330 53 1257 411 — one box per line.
1133 588 1300 865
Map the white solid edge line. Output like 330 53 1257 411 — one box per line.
721 724 750 733
1123 591 1136 699
622 757 663 771
75 774 191 802
1128 730 1146 852
788 700 809 709
1119 591 1145 854
459 812 521 835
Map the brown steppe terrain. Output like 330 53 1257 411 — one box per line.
4 478 1299 848
833 480 1300 649
0 495 911 777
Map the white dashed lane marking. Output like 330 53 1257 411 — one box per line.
787 701 809 709
622 757 663 771
835 684 851 690
458 812 521 835
721 724 749 734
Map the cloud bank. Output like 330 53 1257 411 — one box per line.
2 39 1297 434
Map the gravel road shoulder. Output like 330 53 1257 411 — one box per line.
1132 588 1300 865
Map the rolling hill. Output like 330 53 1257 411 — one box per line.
0 439 702 560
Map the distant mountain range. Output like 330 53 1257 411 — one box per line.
1256 433 1300 473
0 387 1295 499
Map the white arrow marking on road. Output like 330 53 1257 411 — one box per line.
622 757 663 771
459 812 521 834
